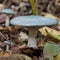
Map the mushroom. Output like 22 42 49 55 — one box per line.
4 40 11 51
1 9 16 27
10 16 57 48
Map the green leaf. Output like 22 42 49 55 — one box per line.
46 29 60 41
43 42 59 58
29 0 36 15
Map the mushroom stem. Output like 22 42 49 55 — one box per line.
28 27 39 48
0 4 5 12
5 16 10 27
5 35 10 51
6 44 9 51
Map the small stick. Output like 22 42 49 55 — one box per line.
0 32 6 39
5 15 10 27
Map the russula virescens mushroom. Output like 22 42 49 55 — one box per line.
1 9 16 27
10 16 57 48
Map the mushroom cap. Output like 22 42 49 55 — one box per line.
1 9 16 15
4 40 11 44
10 16 57 26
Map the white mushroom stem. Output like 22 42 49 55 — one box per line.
5 15 10 27
28 27 39 48
0 4 5 12
6 44 9 51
